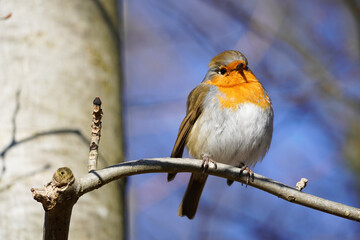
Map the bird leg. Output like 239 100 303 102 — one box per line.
200 154 217 174
239 162 254 186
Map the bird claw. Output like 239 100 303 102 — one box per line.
201 155 217 174
239 163 254 187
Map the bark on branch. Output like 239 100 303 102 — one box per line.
32 158 360 235
31 167 78 240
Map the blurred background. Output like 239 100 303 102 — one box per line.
123 0 360 239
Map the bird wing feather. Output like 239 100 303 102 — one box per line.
168 83 209 181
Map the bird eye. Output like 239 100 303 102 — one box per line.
218 67 227 75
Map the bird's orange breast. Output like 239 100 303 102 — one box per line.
205 69 271 110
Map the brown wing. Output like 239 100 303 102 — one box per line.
168 83 209 181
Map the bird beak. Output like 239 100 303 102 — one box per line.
231 60 248 82
235 62 245 72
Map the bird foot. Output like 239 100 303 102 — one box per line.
201 154 217 174
239 162 254 187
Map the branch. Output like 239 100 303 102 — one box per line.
31 167 78 240
33 158 360 224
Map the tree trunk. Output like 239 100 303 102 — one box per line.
0 1 125 239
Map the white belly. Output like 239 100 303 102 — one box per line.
187 99 273 168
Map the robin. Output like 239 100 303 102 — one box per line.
168 50 273 219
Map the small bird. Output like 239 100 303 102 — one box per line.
168 50 273 219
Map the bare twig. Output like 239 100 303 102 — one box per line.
88 97 103 172
32 158 360 225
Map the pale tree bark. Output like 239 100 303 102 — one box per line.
0 1 125 239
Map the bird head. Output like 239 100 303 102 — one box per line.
203 50 256 86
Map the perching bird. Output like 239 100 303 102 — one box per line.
168 50 273 219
